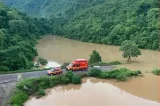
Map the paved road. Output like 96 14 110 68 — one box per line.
0 66 114 84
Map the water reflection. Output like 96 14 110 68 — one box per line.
24 79 160 106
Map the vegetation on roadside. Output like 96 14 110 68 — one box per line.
120 40 141 62
10 68 141 106
61 63 70 69
92 61 122 66
37 89 46 98
152 69 160 75
89 50 102 64
37 57 48 65
88 68 141 81
0 3 53 71
10 71 81 106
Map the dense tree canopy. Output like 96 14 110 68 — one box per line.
0 3 52 71
1 0 159 50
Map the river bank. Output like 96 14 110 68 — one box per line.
24 74 160 106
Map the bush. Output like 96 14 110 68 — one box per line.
72 75 82 84
37 57 48 65
87 68 102 77
60 76 70 84
107 61 122 65
153 69 160 75
37 89 46 98
65 71 75 81
10 91 29 106
61 63 69 69
99 68 142 81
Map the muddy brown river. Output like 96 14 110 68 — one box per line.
33 35 160 105
24 77 160 106
36 35 159 72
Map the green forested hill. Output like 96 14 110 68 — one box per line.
0 0 104 18
62 0 159 50
1 0 158 50
0 3 53 71
0 0 159 51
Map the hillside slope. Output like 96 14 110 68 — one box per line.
0 3 53 71
0 0 104 18
0 0 159 50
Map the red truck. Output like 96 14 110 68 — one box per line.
66 59 88 71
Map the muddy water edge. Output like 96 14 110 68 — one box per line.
34 35 160 105
36 35 159 72
24 76 160 106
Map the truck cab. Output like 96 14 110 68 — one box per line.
66 59 88 71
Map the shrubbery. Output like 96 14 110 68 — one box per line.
11 71 82 106
61 63 70 69
153 69 160 75
37 57 48 65
87 68 102 77
87 68 141 81
91 61 122 66
71 75 81 84
37 89 46 98
10 91 29 106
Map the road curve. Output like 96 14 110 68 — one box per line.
0 66 114 84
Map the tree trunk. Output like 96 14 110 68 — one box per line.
127 56 131 62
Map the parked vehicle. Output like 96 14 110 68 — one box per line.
47 67 62 75
66 59 88 71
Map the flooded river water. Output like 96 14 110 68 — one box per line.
25 77 160 106
36 35 159 72
33 35 160 105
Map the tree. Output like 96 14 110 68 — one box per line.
37 57 48 65
120 40 141 62
89 50 102 64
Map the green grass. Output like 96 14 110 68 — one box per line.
10 91 29 106
153 69 160 75
88 68 141 81
37 89 46 98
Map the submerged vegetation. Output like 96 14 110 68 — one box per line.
10 69 141 106
88 68 141 81
120 40 142 62
152 69 160 75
